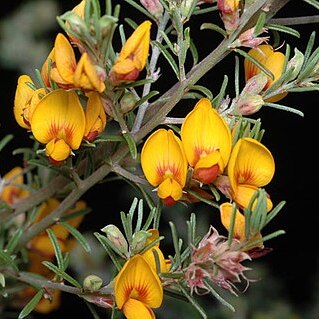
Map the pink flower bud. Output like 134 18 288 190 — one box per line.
140 0 163 20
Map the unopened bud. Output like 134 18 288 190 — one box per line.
61 11 87 37
140 0 163 20
83 275 103 292
120 92 137 114
287 48 304 80
131 230 151 254
243 73 268 96
99 15 118 38
237 95 264 115
101 224 128 255
180 0 197 21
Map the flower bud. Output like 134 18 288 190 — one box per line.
99 15 118 38
140 0 163 20
242 73 268 96
236 95 264 115
120 92 137 114
287 48 304 81
101 224 128 255
180 0 197 21
83 275 103 292
131 230 151 254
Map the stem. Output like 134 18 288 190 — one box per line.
131 11 170 134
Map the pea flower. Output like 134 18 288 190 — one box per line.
141 128 188 206
110 21 151 83
30 89 86 164
0 166 29 205
14 75 46 129
28 198 86 258
114 254 163 319
84 92 107 141
41 33 106 93
226 137 275 210
181 98 232 185
244 44 287 102
219 202 263 250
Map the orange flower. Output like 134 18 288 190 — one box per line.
41 33 105 92
14 75 46 129
0 167 29 205
84 92 107 141
110 21 151 83
30 89 86 163
244 44 287 103
114 255 163 319
181 98 232 184
227 137 275 211
141 129 188 206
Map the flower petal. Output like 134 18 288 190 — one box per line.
122 298 155 319
115 255 163 309
31 89 86 150
141 129 187 188
227 137 275 193
181 98 232 172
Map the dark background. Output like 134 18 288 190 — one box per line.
0 1 318 318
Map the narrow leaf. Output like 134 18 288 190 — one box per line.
18 289 44 319
60 222 91 253
123 132 137 160
46 229 64 270
0 135 13 153
267 24 300 38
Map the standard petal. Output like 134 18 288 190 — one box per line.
181 98 232 171
227 138 275 193
141 129 187 188
122 298 155 319
54 33 77 83
14 75 35 129
31 89 86 150
114 255 163 310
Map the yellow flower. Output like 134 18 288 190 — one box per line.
84 92 107 141
227 137 275 211
244 44 287 103
13 75 46 129
110 21 151 83
115 255 163 319
0 167 29 205
141 229 170 273
30 89 86 164
41 33 105 92
220 202 263 250
141 129 188 206
29 198 86 258
181 98 232 184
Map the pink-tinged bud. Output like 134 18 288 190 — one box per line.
184 226 251 295
140 0 163 20
236 95 264 115
230 27 269 49
217 0 240 34
101 224 128 256
242 73 268 95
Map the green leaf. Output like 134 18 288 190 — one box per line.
0 135 13 153
200 23 227 37
134 91 159 108
42 261 82 288
5 228 23 255
0 272 5 287
302 0 319 10
60 222 91 253
46 229 65 270
152 40 179 78
124 0 155 20
18 289 44 319
267 24 300 38
254 12 266 36
0 250 19 272
263 103 304 117
122 132 137 160
188 85 213 99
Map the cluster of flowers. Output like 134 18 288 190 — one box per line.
13 0 151 164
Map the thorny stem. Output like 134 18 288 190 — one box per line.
131 11 170 134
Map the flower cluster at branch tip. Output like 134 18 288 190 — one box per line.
13 10 152 164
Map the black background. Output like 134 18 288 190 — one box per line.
0 0 318 318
